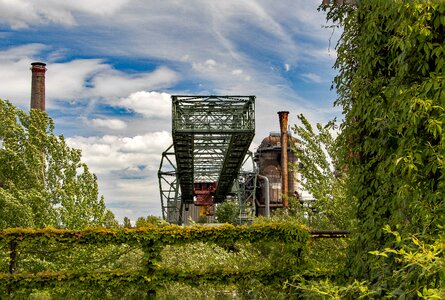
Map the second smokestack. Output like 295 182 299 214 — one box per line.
30 62 46 111
278 111 289 208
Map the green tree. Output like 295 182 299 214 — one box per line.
215 200 239 224
291 114 354 230
135 215 167 227
123 217 132 228
0 99 116 228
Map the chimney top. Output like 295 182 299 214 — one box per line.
31 62 46 67
277 111 289 115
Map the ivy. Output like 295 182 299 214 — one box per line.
323 0 445 291
0 223 310 296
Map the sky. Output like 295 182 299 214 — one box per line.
0 0 341 223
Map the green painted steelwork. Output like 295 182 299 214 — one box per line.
159 95 256 224
172 95 255 204
158 144 183 224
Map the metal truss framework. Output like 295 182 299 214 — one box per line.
159 95 256 224
172 95 255 204
158 144 182 224
159 148 258 224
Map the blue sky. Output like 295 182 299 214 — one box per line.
0 0 340 222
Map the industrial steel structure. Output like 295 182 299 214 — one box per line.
159 95 256 224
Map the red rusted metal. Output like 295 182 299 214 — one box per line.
278 111 289 208
194 182 217 206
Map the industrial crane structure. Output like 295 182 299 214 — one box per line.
158 95 256 224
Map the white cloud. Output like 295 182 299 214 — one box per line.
301 44 338 63
90 118 127 130
114 91 171 118
232 69 243 75
0 44 48 105
284 64 291 72
66 131 172 175
0 45 178 109
47 59 109 100
192 59 218 73
0 0 131 29
66 131 172 217
205 59 216 67
91 67 178 98
300 72 323 83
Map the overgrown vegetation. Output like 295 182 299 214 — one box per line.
303 0 445 298
0 223 309 298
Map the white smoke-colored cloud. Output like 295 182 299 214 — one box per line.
66 131 172 216
91 67 178 99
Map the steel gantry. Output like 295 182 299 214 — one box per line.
159 95 256 224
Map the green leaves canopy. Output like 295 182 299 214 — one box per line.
0 99 116 229
291 114 354 230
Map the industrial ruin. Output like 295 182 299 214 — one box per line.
158 96 300 224
27 62 302 225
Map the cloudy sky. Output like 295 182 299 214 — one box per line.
0 0 340 222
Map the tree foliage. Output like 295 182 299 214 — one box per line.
291 114 354 230
215 200 240 224
323 0 445 287
0 99 116 229
136 215 168 227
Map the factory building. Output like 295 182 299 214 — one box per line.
254 132 300 216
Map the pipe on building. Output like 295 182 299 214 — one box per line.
258 175 270 217
30 62 47 111
278 111 289 208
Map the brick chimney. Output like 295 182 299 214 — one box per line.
30 62 46 111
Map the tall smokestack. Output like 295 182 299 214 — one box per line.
30 62 46 111
278 111 289 208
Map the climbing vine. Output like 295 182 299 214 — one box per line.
0 223 309 297
323 0 445 288
0 223 309 246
